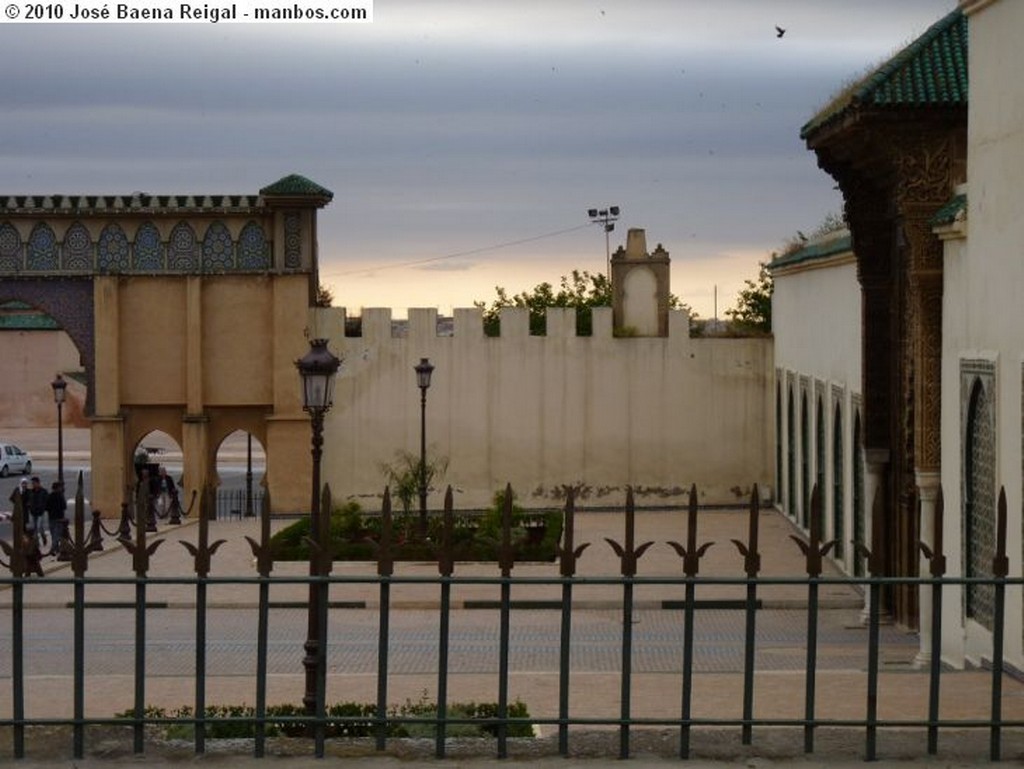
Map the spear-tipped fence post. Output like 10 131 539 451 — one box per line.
919 487 946 755
990 487 1009 761
376 488 394 752
605 487 654 759
556 486 589 755
788 484 835 754
666 484 714 759
730 484 761 745
244 490 274 757
435 486 456 758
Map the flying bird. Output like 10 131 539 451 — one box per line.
775 25 786 38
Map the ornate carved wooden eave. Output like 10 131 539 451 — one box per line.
804 106 966 628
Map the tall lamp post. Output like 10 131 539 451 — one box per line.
51 374 67 488
414 357 434 538
295 338 341 718
587 205 620 281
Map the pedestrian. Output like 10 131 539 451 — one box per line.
8 479 29 532
45 481 68 556
153 465 177 519
28 476 48 547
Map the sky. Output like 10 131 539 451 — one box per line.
3 0 958 319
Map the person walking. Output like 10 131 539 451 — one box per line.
28 476 48 548
45 481 67 556
8 478 30 532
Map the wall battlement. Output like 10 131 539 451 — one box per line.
323 306 693 341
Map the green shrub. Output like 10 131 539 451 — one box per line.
269 493 563 564
114 697 533 739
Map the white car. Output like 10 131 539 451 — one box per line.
0 443 33 477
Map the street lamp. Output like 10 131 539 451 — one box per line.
51 374 67 488
295 338 341 719
587 205 620 280
414 357 434 538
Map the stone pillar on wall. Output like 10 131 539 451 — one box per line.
611 228 671 337
90 277 125 519
181 275 208 502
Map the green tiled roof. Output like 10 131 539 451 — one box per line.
769 233 852 271
802 8 967 139
260 174 334 199
0 310 59 330
931 193 967 226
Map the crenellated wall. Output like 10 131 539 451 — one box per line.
317 305 774 509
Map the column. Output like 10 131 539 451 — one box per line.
862 448 890 624
182 276 208 502
914 470 941 667
91 277 125 517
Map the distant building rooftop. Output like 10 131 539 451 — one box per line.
0 300 59 330
769 230 852 272
0 174 332 214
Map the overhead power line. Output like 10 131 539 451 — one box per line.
323 222 592 277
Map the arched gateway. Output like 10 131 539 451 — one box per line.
0 174 332 516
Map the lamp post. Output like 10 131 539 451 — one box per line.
51 374 67 488
414 357 434 538
587 205 620 280
295 338 341 718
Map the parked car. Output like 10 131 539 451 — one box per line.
0 443 33 477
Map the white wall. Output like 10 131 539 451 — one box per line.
318 306 774 510
771 239 864 575
941 0 1024 670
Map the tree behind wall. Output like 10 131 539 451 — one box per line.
725 262 773 333
475 270 611 336
475 269 695 336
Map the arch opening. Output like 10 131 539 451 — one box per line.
213 429 267 520
132 430 186 521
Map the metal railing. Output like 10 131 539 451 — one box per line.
1 477 1022 762
212 487 265 520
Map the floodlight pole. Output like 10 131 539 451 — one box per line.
587 206 620 281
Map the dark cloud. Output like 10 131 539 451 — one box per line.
1 1 955 313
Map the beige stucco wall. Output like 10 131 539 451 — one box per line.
318 306 774 510
771 240 863 575
89 273 312 517
0 329 85 427
942 0 1024 670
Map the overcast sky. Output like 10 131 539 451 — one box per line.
3 0 957 318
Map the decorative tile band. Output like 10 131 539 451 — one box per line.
2 218 276 274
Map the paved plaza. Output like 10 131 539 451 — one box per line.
2 498 1024 765
0 428 1022 763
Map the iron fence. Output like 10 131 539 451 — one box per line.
212 486 265 520
0 477 1022 762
